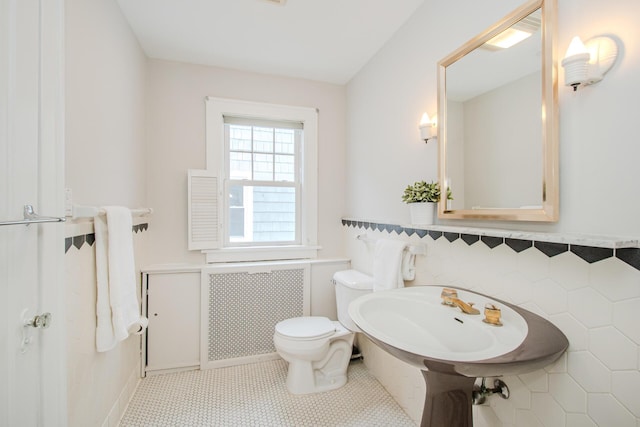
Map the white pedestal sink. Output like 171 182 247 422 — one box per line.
348 285 568 427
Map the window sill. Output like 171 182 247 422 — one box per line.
203 245 321 264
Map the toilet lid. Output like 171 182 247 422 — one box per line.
275 316 336 340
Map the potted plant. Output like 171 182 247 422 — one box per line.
402 181 451 225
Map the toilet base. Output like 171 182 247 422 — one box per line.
280 328 355 395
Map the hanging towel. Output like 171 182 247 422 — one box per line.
401 251 416 281
94 206 148 352
372 239 407 291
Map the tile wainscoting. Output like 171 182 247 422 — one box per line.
65 223 149 253
343 219 640 427
342 219 640 271
65 219 149 427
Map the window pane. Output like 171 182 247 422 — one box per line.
253 153 273 181
274 154 295 182
228 185 245 237
253 127 273 153
228 184 296 243
274 129 295 154
229 125 252 151
229 185 244 207
229 152 252 179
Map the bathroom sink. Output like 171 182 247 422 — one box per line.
348 285 567 377
348 285 569 427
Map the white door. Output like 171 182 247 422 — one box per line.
0 0 66 426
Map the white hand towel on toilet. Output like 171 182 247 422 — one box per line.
94 206 148 352
372 239 408 291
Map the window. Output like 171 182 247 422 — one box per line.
225 118 301 245
191 97 318 263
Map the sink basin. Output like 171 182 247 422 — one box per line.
348 285 567 377
349 287 528 364
348 285 568 427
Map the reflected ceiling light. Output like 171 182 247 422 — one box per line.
483 11 540 51
561 35 619 91
419 113 437 143
485 28 532 49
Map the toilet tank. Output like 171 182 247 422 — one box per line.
333 270 374 332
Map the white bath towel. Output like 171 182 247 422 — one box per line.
372 239 407 291
95 206 148 352
401 252 416 281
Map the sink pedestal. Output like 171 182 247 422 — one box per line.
421 371 475 427
349 286 569 427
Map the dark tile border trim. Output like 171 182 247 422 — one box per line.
481 236 504 249
428 230 442 240
571 245 614 264
444 232 460 242
65 223 149 254
341 219 639 271
534 241 569 258
461 234 479 245
505 238 533 253
616 248 640 271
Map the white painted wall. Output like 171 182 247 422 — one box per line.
65 0 147 208
64 1 148 425
346 0 640 239
145 59 348 265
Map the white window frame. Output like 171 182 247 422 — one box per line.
203 97 319 263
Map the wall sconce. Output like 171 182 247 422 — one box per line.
419 113 437 143
561 35 619 91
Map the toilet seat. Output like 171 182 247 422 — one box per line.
275 316 336 341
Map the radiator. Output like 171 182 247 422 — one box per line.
201 261 310 369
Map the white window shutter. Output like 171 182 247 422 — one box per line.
188 169 221 250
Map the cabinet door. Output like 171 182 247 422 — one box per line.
146 272 200 372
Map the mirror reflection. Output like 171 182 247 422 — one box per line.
438 0 558 222
445 9 542 210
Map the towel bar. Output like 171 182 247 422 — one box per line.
357 234 426 255
0 205 66 227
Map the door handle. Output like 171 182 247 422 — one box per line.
21 311 52 353
24 312 52 329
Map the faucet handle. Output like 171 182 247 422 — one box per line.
441 288 458 306
483 303 503 326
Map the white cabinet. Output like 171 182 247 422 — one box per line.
141 259 349 375
144 271 200 375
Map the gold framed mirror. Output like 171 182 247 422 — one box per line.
437 0 558 222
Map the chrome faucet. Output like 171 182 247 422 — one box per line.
441 287 480 315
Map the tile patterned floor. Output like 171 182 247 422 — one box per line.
120 359 416 426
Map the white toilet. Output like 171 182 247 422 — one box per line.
273 269 374 395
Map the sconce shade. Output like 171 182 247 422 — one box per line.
561 35 619 91
564 36 589 58
419 113 436 142
561 36 590 89
419 123 432 140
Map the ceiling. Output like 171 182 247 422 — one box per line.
116 0 426 84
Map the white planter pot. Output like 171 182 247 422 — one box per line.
409 202 435 225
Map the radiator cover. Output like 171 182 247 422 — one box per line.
202 263 310 368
